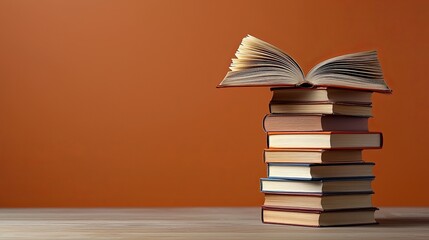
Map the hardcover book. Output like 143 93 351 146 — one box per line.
263 192 373 210
267 162 374 180
260 177 374 194
270 88 373 104
267 132 382 149
262 206 378 227
263 149 363 163
263 114 369 132
269 102 372 116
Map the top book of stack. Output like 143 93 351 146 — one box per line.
217 35 391 93
268 88 373 117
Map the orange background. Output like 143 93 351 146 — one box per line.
0 0 428 207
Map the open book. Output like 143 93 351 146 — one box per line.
218 35 391 93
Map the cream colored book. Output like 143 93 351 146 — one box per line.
267 162 374 179
263 149 363 164
262 206 377 227
260 178 374 194
263 193 373 210
267 132 382 149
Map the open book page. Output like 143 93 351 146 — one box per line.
306 51 391 92
219 35 391 93
218 35 305 87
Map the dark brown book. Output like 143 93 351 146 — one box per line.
263 192 373 211
264 149 363 163
263 114 368 132
271 87 373 104
262 206 378 227
267 132 383 149
269 102 372 117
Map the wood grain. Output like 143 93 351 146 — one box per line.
0 208 427 239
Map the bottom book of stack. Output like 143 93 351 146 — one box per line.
262 205 378 227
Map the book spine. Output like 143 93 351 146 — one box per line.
262 150 266 163
267 164 270 177
262 114 268 132
266 133 270 148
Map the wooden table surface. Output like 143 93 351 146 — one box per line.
0 207 427 239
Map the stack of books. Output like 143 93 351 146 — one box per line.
260 87 381 227
218 35 391 227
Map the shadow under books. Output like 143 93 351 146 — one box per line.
377 217 429 227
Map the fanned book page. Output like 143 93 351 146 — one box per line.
218 35 391 93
